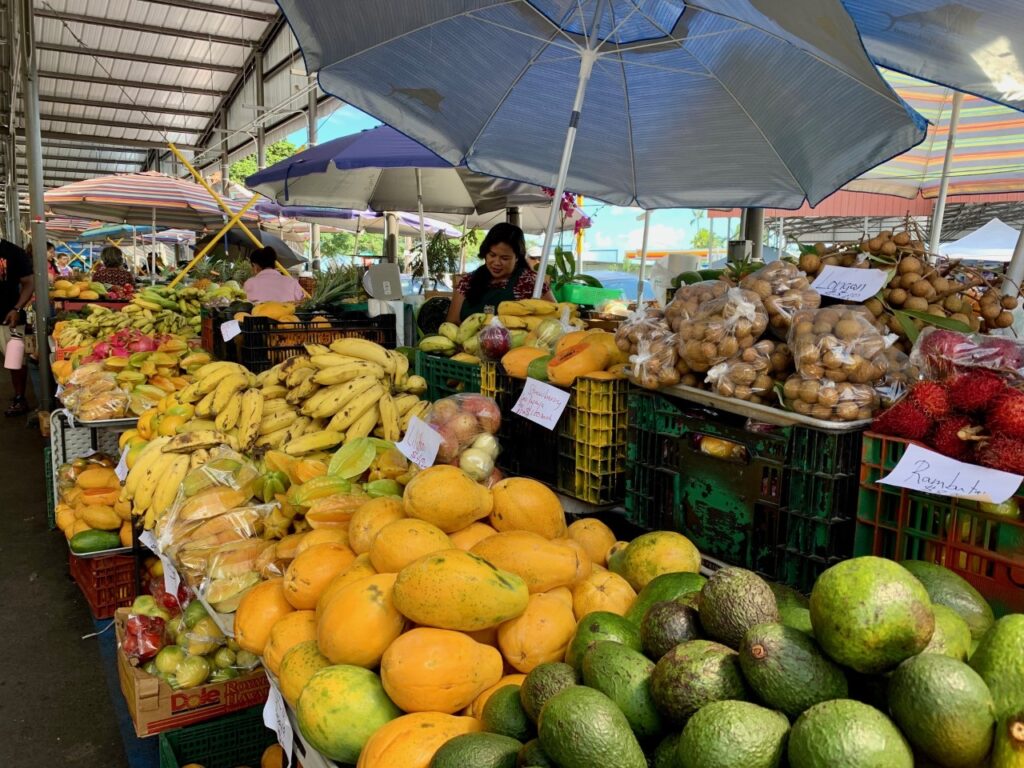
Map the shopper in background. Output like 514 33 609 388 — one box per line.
92 246 135 287
46 243 61 282
526 245 542 272
244 246 305 302
447 223 554 322
0 237 34 416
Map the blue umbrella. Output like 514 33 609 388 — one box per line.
79 223 157 242
278 0 926 296
845 0 1024 111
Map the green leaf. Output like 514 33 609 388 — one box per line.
898 309 973 334
798 243 818 255
893 310 920 343
572 274 603 288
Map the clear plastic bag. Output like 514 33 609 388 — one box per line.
911 327 1024 379
664 280 730 333
782 375 879 422
629 328 681 390
615 308 667 354
479 317 513 361
706 340 790 404
677 287 769 373
424 394 503 466
789 306 888 383
739 261 821 337
873 346 922 406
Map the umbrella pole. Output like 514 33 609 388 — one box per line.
638 210 651 306
168 195 260 288
416 169 429 283
927 92 965 255
151 206 156 285
352 217 361 266
534 49 597 299
459 214 469 274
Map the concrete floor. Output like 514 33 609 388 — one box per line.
0 379 129 768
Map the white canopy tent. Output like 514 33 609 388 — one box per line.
938 218 1021 263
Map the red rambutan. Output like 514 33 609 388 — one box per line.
986 388 1024 440
871 397 933 441
927 415 974 461
908 380 950 419
977 336 1024 372
947 369 1008 413
976 435 1024 475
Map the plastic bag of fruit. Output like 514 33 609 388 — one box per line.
739 261 821 337
423 394 502 477
706 340 791 404
664 280 729 333
629 327 681 390
782 375 879 422
911 327 1024 379
122 595 171 664
678 287 769 373
788 306 889 383
873 346 922 406
478 316 513 361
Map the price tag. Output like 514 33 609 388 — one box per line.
512 378 570 430
220 319 242 342
396 416 442 469
811 265 889 302
263 677 294 763
139 530 181 596
880 443 1022 504
114 446 130 483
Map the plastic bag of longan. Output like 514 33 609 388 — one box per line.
615 308 667 354
705 340 792 403
782 374 880 421
873 346 921 406
665 280 730 333
739 261 821 337
677 287 769 373
788 306 888 383
629 328 682 390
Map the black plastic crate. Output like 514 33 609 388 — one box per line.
239 314 396 372
200 307 237 362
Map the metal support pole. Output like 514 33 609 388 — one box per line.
220 110 229 195
255 52 266 171
637 210 651 305
744 208 764 261
19 0 51 408
384 212 399 263
928 91 965 255
506 207 520 227
307 74 320 268
416 169 428 281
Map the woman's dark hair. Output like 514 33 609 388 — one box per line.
465 223 527 305
100 245 125 268
249 246 278 269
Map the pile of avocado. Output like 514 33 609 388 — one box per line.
428 557 1024 768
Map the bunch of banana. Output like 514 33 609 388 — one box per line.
496 300 580 331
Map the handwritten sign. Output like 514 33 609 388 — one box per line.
220 319 242 342
114 446 130 483
139 530 181 596
880 443 1022 504
263 677 294 762
512 378 571 430
811 265 888 302
396 416 442 469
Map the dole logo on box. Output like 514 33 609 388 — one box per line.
171 687 221 713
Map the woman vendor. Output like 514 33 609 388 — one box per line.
446 223 555 323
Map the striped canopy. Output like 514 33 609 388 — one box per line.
43 216 97 236
45 171 259 230
846 70 1024 199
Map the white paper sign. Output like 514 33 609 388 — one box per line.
114 447 130 483
263 678 294 762
396 416 442 469
812 265 889 302
139 530 181 596
220 319 242 342
512 378 571 430
880 443 1023 504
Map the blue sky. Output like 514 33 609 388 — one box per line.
289 105 722 258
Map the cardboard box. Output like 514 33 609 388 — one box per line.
114 608 270 737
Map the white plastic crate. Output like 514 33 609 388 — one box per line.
48 408 127 508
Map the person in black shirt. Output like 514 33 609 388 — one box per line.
0 239 34 415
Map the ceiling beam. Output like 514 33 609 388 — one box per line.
39 131 200 151
36 42 241 74
36 154 146 166
18 158 142 171
39 113 204 135
133 0 276 22
38 95 214 119
17 139 150 157
32 9 260 46
39 70 222 97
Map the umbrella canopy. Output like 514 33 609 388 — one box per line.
43 216 97 236
140 229 197 245
246 125 578 214
254 199 461 237
213 229 305 269
431 204 589 235
79 224 158 242
843 0 1024 111
938 217 1021 262
847 69 1024 199
45 171 259 230
279 0 926 210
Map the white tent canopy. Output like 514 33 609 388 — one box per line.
938 218 1021 263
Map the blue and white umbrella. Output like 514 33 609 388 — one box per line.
278 0 927 296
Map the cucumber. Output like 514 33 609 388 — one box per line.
70 529 122 554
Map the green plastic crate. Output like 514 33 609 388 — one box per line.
554 283 625 306
416 350 481 400
158 707 277 768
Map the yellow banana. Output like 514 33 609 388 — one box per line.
177 381 202 404
189 448 210 469
312 360 386 385
194 360 239 381
327 383 384 432
378 392 400 442
197 363 246 394
149 455 190 521
134 452 179 511
304 417 327 434
389 350 409 383
262 384 288 400
254 425 291 450
162 430 229 453
285 365 315 389
215 391 243 431
280 355 313 378
236 389 264 451
286 375 319 405
283 416 311 445
400 400 431 431
303 343 331 356
328 338 395 373
259 409 297 435
307 376 380 419
392 393 421 416
195 390 217 418
345 404 380 443
284 430 345 456
401 375 428 396
309 353 363 369
124 436 172 498
261 398 292 416
212 372 248 414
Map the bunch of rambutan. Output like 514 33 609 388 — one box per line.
871 369 1024 473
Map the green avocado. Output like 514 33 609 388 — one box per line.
970 614 1024 719
677 700 789 768
430 732 521 768
699 567 780 649
564 611 642 673
537 686 646 768
516 738 555 767
778 605 813 635
992 711 1024 768
580 641 663 740
519 663 577 724
640 600 703 660
888 653 995 768
769 582 809 610
625 572 707 625
482 685 534 742
922 603 972 661
901 560 994 641
738 623 848 720
787 699 913 768
651 732 682 768
650 639 748 724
